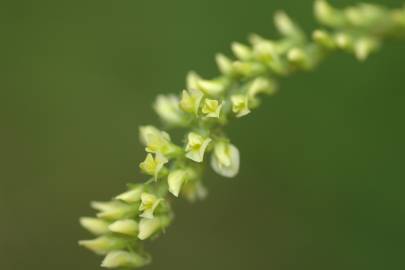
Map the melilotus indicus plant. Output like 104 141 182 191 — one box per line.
79 1 405 268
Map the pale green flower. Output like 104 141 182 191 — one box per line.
210 141 240 178
79 217 110 235
91 201 135 220
231 95 250 118
168 169 188 197
137 217 162 240
185 132 212 162
108 219 139 236
101 251 148 269
201 99 223 118
139 192 162 219
115 185 143 204
179 88 204 115
79 236 127 255
186 71 201 90
139 153 168 180
153 95 186 126
139 126 180 156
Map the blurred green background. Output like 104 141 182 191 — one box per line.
2 0 405 269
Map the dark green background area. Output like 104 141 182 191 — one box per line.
1 0 405 269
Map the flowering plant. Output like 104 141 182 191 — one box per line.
79 1 405 268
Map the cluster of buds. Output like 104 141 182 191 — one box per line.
80 1 405 268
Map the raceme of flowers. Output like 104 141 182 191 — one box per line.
79 1 405 268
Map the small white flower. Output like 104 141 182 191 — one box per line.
101 250 148 269
79 217 110 235
180 88 204 115
185 132 212 163
197 79 227 96
139 153 168 180
231 95 251 118
182 181 208 202
108 219 139 236
153 95 186 126
210 141 240 178
201 99 223 118
139 193 162 219
137 217 162 240
168 169 188 197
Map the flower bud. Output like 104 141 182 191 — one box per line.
101 251 149 269
139 153 168 180
108 219 139 236
80 217 110 235
197 79 226 96
312 29 336 49
354 37 379 61
91 201 136 221
314 0 347 28
210 141 240 178
115 185 143 204
231 95 250 118
185 132 212 162
287 48 312 70
168 169 188 197
335 32 353 50
138 217 164 240
153 95 186 127
216 53 234 75
79 236 126 255
274 11 305 41
231 42 253 61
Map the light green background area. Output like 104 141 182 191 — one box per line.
1 0 405 269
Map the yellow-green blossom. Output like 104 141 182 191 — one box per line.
139 193 162 219
139 126 180 156
201 99 223 118
139 153 168 180
231 42 253 61
231 95 250 118
185 132 212 162
210 141 240 178
179 88 204 115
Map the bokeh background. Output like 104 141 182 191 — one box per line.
2 0 405 269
